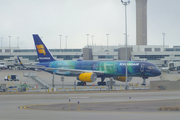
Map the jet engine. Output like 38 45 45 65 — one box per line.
77 73 97 82
114 76 132 82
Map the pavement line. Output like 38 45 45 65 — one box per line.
68 97 90 99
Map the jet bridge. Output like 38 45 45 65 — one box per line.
23 72 49 89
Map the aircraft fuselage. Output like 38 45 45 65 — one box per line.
36 60 161 78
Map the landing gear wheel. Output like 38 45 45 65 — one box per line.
97 77 106 86
97 82 106 86
102 82 106 85
98 82 100 86
77 82 86 86
83 82 86 86
141 77 147 86
141 83 146 86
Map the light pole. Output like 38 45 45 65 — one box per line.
162 33 165 51
9 36 11 52
106 34 109 50
65 36 68 49
59 35 62 50
123 33 126 45
1 37 3 47
121 0 130 90
127 35 129 45
124 33 129 46
86 34 89 47
17 37 19 47
91 35 94 46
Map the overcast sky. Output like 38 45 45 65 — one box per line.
0 0 180 49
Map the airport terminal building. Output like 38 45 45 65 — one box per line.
0 45 180 68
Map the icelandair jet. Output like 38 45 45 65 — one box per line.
21 34 161 86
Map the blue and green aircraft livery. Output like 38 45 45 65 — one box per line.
30 34 161 84
41 60 158 77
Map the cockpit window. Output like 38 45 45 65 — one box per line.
148 66 154 69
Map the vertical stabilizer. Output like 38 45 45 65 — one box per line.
17 56 25 67
33 34 56 63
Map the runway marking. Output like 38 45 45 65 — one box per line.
68 97 90 99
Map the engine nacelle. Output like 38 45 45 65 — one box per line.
77 73 97 82
114 76 132 82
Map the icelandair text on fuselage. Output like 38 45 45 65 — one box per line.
119 63 139 66
39 57 50 59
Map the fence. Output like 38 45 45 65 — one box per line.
5 83 150 92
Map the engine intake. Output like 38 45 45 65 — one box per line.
77 73 97 82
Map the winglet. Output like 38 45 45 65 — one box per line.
33 34 56 63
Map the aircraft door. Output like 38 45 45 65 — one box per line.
140 64 145 72
114 63 118 71
92 63 98 70
49 63 52 67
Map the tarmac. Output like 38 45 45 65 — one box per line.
0 91 180 120
0 70 180 120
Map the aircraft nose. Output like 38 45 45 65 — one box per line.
153 69 161 76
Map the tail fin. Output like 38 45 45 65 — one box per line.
17 56 25 67
33 34 56 63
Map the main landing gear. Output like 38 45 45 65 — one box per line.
77 77 107 86
97 77 106 86
141 77 148 86
77 82 86 86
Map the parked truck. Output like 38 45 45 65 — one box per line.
4 75 19 81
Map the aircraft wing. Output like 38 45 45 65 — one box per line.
24 65 46 69
17 56 104 75
17 56 45 69
42 67 104 75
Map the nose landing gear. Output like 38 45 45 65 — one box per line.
141 77 148 86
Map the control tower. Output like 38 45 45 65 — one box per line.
136 0 148 45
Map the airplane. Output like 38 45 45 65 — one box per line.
0 62 7 69
0 65 7 69
14 59 39 68
17 56 43 70
20 34 161 86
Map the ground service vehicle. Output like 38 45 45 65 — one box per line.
4 75 19 81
